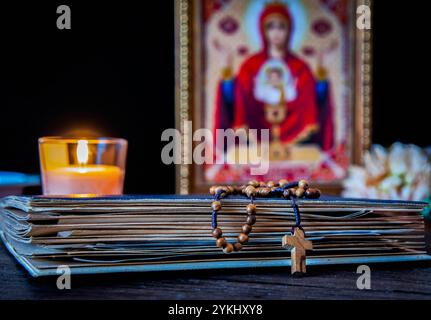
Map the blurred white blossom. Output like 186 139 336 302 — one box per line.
342 143 431 200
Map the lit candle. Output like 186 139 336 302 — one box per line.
39 137 127 196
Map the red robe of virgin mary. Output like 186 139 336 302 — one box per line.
213 4 324 147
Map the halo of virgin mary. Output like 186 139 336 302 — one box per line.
213 2 332 156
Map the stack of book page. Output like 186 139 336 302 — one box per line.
0 195 430 277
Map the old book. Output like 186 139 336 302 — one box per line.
0 195 429 277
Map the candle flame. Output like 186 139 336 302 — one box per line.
77 140 89 165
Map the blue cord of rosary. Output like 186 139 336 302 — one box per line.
211 190 223 229
290 196 302 230
268 182 302 234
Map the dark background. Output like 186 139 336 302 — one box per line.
0 1 428 194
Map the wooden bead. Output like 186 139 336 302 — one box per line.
246 215 256 225
238 233 249 244
209 186 217 195
223 243 234 253
305 188 321 199
258 187 271 196
298 179 309 189
267 181 277 188
248 180 259 187
245 185 256 197
259 181 267 187
216 237 227 248
226 186 234 194
212 200 221 211
289 188 297 197
233 243 243 251
242 224 252 234
212 228 222 239
246 204 256 214
283 189 291 198
295 187 305 198
279 179 289 188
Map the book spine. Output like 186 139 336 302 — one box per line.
425 219 431 255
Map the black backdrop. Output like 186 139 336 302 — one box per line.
0 1 429 194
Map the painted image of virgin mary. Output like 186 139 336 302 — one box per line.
213 3 334 155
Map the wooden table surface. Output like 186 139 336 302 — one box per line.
1 244 431 300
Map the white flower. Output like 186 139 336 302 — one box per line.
388 142 407 175
342 143 431 201
364 145 387 178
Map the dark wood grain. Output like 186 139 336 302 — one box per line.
1 243 431 300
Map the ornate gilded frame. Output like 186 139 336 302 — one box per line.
175 0 372 194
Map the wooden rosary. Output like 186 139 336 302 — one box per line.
209 179 321 274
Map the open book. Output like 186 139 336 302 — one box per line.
1 195 430 277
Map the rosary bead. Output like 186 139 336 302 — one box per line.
246 215 256 225
212 200 222 211
233 243 243 251
238 233 249 244
282 189 291 198
305 188 321 199
245 185 257 197
267 181 277 188
223 243 234 253
279 179 289 188
258 187 271 196
209 186 217 195
242 224 252 234
216 237 227 248
298 179 309 189
246 204 257 214
295 187 305 198
248 180 260 188
212 227 223 239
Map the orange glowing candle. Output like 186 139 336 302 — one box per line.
39 137 127 196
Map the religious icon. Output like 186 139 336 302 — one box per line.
214 3 324 161
175 0 372 194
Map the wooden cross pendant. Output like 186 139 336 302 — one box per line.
282 227 313 275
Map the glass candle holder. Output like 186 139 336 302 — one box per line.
39 137 127 196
